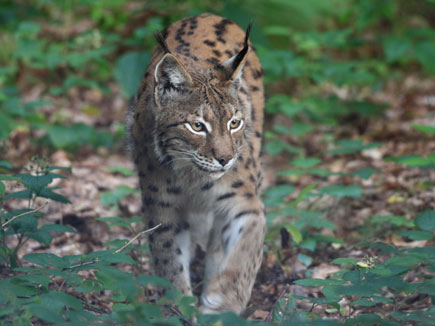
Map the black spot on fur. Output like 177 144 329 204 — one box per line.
143 196 155 206
253 68 263 79
148 184 158 192
176 248 182 255
217 192 236 201
163 240 173 248
157 201 171 208
255 131 262 138
225 49 233 58
239 87 248 95
175 221 190 234
155 224 172 233
249 174 256 182
167 186 181 194
203 40 216 47
212 49 222 57
206 57 219 65
232 180 244 188
235 210 259 219
250 85 260 92
201 182 214 190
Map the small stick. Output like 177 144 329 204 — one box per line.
64 224 161 270
1 201 49 229
264 284 290 322
115 224 161 253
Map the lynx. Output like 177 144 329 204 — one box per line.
126 13 265 314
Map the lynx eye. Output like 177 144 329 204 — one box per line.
229 119 243 131
190 122 206 132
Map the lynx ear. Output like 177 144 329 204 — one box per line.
154 53 193 105
220 22 252 92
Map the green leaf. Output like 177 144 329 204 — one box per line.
415 210 435 231
47 123 113 152
371 215 414 227
391 154 435 167
265 184 295 206
97 216 142 228
3 189 32 200
291 157 321 168
383 36 412 63
13 274 51 289
107 166 135 176
287 225 303 244
294 278 331 286
372 296 394 303
412 124 435 135
344 314 382 325
15 173 65 195
3 209 41 232
265 139 286 156
0 175 22 182
329 139 380 155
399 230 433 241
415 41 435 75
24 253 65 268
0 181 4 197
39 224 75 233
27 305 66 324
39 291 83 311
352 298 375 307
385 255 422 267
100 185 138 206
28 231 52 246
0 161 12 169
137 274 173 288
298 253 312 266
114 51 151 98
331 257 356 265
350 168 375 179
317 185 362 198
39 187 71 204
300 238 317 251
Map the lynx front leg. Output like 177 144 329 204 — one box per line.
201 202 266 314
147 216 193 296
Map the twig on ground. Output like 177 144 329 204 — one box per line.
115 223 161 253
1 201 49 229
264 284 290 322
64 224 162 270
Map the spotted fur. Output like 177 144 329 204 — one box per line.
126 13 265 314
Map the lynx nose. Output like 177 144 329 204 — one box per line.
217 155 232 167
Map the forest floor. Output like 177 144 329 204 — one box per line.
3 74 435 321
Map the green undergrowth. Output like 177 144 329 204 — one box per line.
1 0 434 325
1 155 434 324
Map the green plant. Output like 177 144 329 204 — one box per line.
0 156 73 268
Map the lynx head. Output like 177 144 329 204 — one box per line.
152 24 252 178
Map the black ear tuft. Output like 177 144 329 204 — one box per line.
218 21 253 93
155 32 171 54
229 21 252 73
